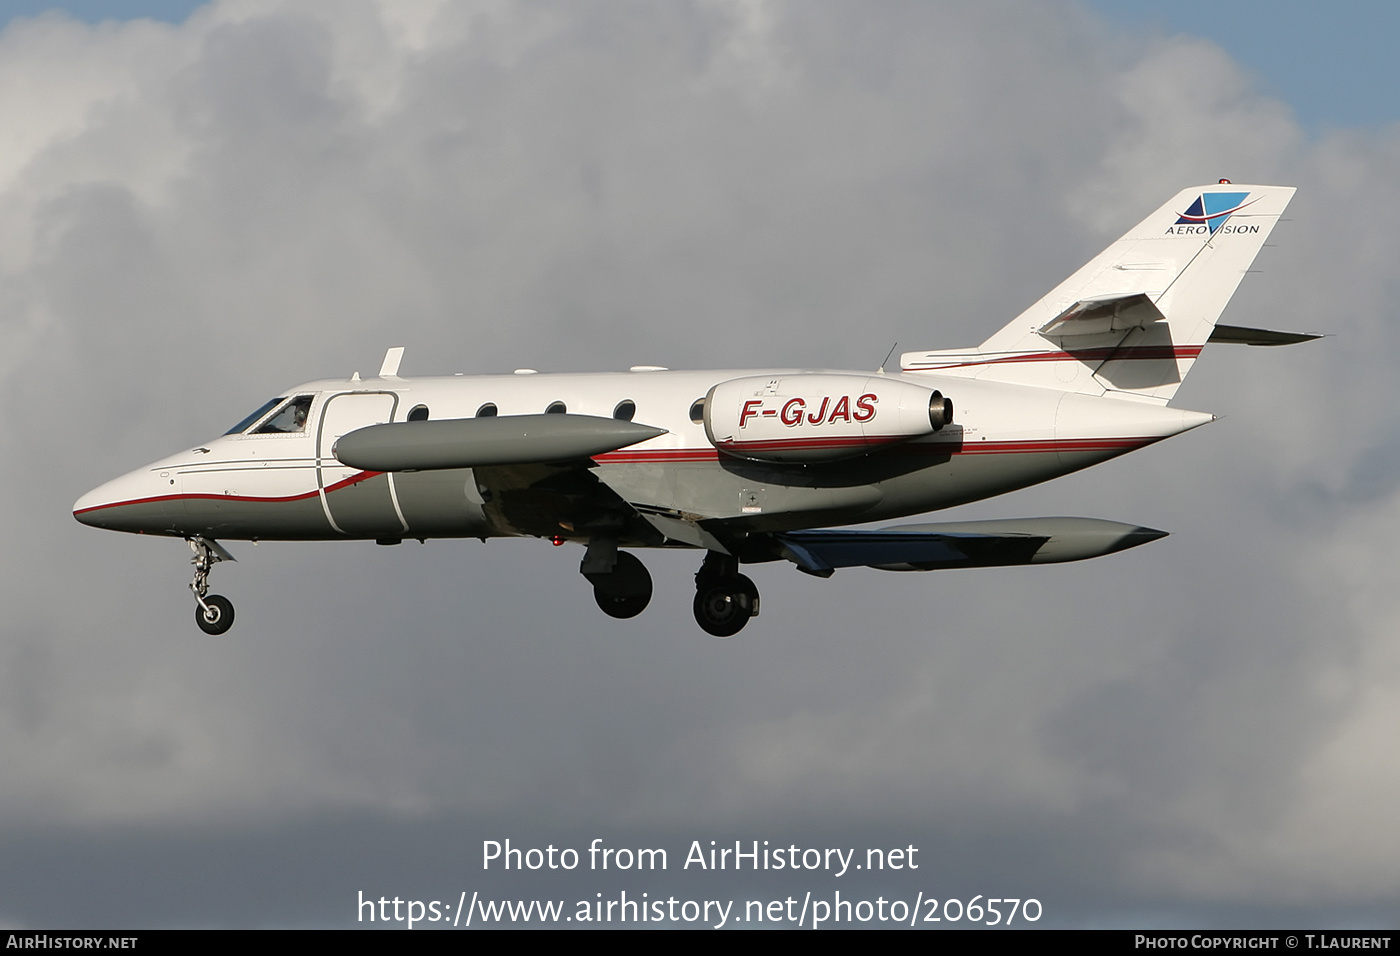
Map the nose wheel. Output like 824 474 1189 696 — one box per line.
188 537 237 636
693 552 759 637
195 594 235 635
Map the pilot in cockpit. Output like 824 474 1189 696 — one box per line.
253 395 314 434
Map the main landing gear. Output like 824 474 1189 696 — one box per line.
581 540 653 619
692 551 759 638
579 542 759 636
188 536 236 636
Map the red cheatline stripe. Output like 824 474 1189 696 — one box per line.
79 437 1159 513
73 470 382 515
592 448 722 463
902 344 1203 371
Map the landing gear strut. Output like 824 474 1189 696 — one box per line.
693 551 759 637
188 536 236 635
581 540 653 619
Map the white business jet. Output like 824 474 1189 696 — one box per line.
74 183 1315 637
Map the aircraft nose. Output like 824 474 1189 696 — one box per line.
73 492 98 526
73 467 169 531
73 477 125 527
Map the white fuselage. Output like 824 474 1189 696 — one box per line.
73 366 1211 545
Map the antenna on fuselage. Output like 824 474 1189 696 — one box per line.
877 342 899 375
380 346 405 378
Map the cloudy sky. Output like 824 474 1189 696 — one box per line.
3 0 1398 929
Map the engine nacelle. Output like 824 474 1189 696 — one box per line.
704 374 953 463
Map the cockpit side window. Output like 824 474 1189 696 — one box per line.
254 395 315 434
225 398 285 435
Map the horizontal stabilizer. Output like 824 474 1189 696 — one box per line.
1039 293 1165 337
334 415 667 472
1207 324 1322 346
776 517 1166 573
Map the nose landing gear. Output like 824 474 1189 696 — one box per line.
188 537 236 635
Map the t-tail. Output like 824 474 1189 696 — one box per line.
902 183 1314 403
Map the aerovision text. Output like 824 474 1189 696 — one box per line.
482 839 919 877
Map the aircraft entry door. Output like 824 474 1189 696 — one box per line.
316 391 407 536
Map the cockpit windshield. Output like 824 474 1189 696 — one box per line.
225 398 285 435
254 395 315 434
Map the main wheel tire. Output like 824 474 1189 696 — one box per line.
693 582 754 637
195 594 235 636
594 587 650 619
585 551 653 620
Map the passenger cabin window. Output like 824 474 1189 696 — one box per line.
476 403 498 417
546 401 567 414
689 398 706 424
225 397 284 435
407 405 429 422
613 400 636 421
255 395 314 434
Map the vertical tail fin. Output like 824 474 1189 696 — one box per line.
901 184 1296 403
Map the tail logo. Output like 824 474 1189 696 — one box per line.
1174 191 1256 233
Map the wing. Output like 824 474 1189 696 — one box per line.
335 414 684 546
471 460 671 545
770 516 1168 577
